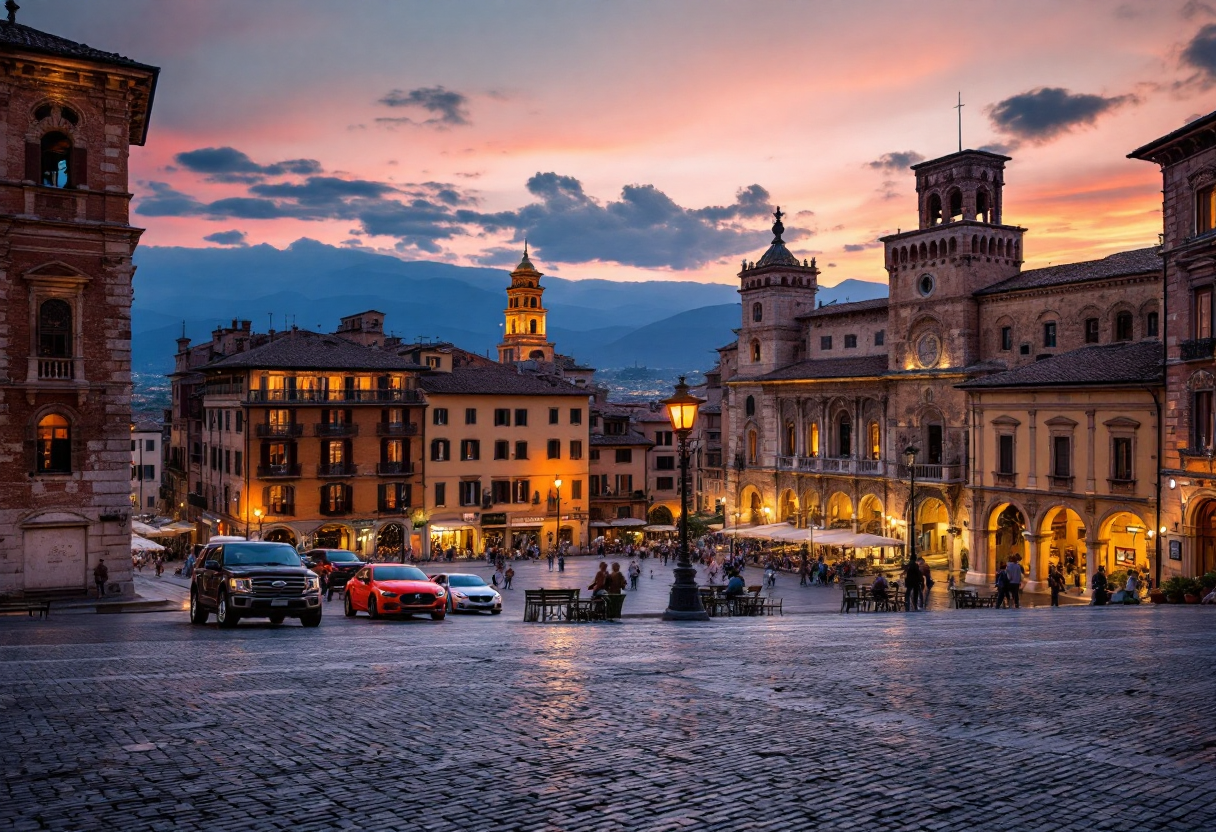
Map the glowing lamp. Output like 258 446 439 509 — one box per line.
662 376 704 435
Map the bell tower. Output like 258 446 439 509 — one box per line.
735 208 818 378
497 244 554 364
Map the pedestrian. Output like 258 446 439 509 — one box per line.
903 556 924 611
627 559 641 590
504 565 515 590
1004 555 1024 608
918 556 933 609
558 553 566 572
994 560 1009 608
154 553 164 578
1091 565 1110 605
547 552 555 572
799 558 808 586
93 560 108 597
606 562 627 595
588 562 609 598
1048 564 1064 607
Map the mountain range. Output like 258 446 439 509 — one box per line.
131 238 888 376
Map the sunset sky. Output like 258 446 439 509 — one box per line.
24 0 1216 287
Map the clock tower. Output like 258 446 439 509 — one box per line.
497 244 555 364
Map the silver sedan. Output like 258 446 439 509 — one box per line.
430 573 503 614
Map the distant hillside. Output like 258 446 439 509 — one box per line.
130 239 887 380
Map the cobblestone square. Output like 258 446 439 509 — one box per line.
1 599 1213 832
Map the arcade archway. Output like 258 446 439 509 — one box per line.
1192 499 1216 576
986 503 1027 575
827 492 853 528
858 494 884 534
778 489 799 523
915 496 950 554
264 527 296 547
314 523 351 550
1098 510 1151 577
1040 506 1086 588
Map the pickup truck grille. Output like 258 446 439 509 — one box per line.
251 576 308 597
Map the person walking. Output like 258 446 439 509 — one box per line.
1048 564 1064 607
547 551 555 572
918 557 933 610
903 556 924 611
93 560 109 598
1091 565 1110 605
994 560 1010 608
504 565 515 590
606 562 627 595
1004 555 1024 608
627 559 640 591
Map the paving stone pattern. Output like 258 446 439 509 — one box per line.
0 596 1213 831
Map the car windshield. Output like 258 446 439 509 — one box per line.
322 551 361 563
223 543 301 567
448 575 488 588
373 566 428 581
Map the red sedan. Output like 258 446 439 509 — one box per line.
343 564 447 620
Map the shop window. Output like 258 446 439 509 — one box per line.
38 298 72 357
36 413 71 473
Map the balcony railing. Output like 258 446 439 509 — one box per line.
376 421 419 436
376 461 414 476
1180 338 1216 361
35 357 75 380
256 464 301 479
905 463 964 483
857 459 885 475
317 463 358 478
255 423 303 437
314 422 359 437
247 389 425 404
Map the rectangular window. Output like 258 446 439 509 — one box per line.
1084 318 1099 344
1147 312 1159 337
515 408 528 427
145 439 156 452
236 411 243 433
224 449 231 474
571 479 582 500
1195 287 1213 340
465 408 477 425
615 448 632 464
494 440 509 460
459 480 480 506
654 431 673 446
1001 327 1013 351
494 408 510 426
570 408 583 425
656 476 674 490
1052 436 1071 478
461 439 480 461
820 335 832 350
143 464 156 481
997 434 1015 475
491 480 511 504
615 474 633 494
570 440 583 460
433 408 448 426
549 408 559 425
1043 322 1057 348
1198 183 1216 234
844 334 857 349
513 479 531 503
515 441 528 459
656 456 675 470
224 411 230 432
434 482 446 506
590 475 605 496
547 439 561 459
234 451 242 476
590 448 600 461
1195 389 1214 449
875 330 885 346
1113 437 1133 480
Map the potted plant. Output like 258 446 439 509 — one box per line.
1183 577 1203 603
1161 576 1189 604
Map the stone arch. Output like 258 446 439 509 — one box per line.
928 192 943 225
802 488 823 526
947 188 963 222
827 491 854 528
919 242 928 261
929 240 939 260
1096 507 1152 575
778 488 799 523
948 236 957 255
858 493 884 534
900 246 908 264
984 500 1029 577
264 526 297 546
971 234 978 254
976 188 992 222
1035 505 1088 584
739 485 764 525
28 401 83 475
314 523 353 550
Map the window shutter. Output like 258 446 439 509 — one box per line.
319 485 329 515
262 486 269 505
70 147 87 188
25 142 39 182
285 485 295 506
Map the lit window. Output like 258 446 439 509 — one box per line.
36 413 71 473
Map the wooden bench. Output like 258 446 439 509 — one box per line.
0 600 51 619
523 588 580 622
762 596 783 616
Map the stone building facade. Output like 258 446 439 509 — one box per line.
722 147 1165 585
0 14 158 598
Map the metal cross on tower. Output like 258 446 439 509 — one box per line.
954 92 964 152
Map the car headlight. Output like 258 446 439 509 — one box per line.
435 588 446 598
379 590 398 597
452 591 466 599
304 576 320 592
228 578 252 593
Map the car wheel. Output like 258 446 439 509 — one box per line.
491 609 502 615
300 610 322 627
189 589 209 625
344 593 356 618
431 609 446 621
268 614 285 625
216 592 240 629
367 596 379 620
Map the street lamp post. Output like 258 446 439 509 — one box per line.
903 445 919 569
553 477 563 555
662 377 709 621
252 507 263 541
400 483 410 563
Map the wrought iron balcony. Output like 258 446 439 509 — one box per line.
255 423 303 437
376 461 415 476
256 464 301 479
376 421 419 436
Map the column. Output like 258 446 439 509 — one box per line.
1027 410 1038 488
1085 409 1096 494
974 404 986 489
1024 532 1049 592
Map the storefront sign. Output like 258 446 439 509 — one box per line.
1169 539 1182 561
462 512 478 523
481 513 507 526
512 516 546 525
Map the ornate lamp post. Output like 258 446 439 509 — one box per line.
903 445 919 567
553 477 563 553
252 507 264 541
662 377 709 621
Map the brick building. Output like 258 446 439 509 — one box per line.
0 11 158 598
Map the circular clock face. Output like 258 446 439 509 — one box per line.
917 333 941 368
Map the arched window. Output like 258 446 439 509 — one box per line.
1115 311 1133 342
928 193 942 225
1147 311 1159 338
40 131 73 188
948 236 957 255
868 421 881 460
38 298 72 357
977 189 991 223
948 189 963 222
784 422 796 455
510 321 516 334
751 340 761 362
745 395 755 417
929 241 938 260
837 414 852 457
752 302 763 323
36 413 71 473
747 430 758 464
809 422 820 457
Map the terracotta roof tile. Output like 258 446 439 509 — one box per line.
206 330 424 372
957 341 1163 389
974 248 1161 296
420 365 589 397
753 355 889 382
0 20 156 70
799 298 889 319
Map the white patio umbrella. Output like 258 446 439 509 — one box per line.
131 534 165 553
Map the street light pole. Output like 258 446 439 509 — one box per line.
401 483 409 563
553 477 562 555
662 377 708 621
904 445 919 568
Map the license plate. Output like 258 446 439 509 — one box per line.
271 599 289 607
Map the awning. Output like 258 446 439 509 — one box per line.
612 518 647 527
131 520 160 536
131 534 165 552
707 523 724 531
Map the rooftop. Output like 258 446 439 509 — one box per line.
205 329 425 372
1128 109 1216 165
754 207 803 269
975 247 1161 296
958 341 1163 389
799 297 889 319
753 354 889 382
590 432 654 447
419 365 588 397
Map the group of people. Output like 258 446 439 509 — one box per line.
130 551 165 577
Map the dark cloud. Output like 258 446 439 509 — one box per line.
1182 1 1216 20
174 147 322 183
987 87 1137 142
1182 23 1216 82
136 181 206 217
203 230 248 246
978 141 1019 155
867 151 925 171
376 86 470 127
843 239 882 253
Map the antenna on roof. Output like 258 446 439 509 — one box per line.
267 312 274 331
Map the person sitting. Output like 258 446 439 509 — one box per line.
724 570 746 599
1202 584 1216 605
871 573 889 594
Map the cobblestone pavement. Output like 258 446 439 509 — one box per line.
1 601 1212 832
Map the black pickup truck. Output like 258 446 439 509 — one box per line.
189 540 322 628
